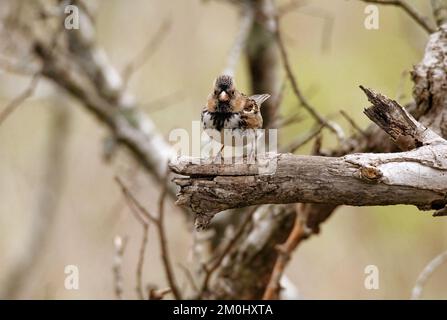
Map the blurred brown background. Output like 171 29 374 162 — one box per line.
0 0 446 299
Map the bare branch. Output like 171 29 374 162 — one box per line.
171 87 447 225
115 175 182 300
206 204 296 299
122 18 172 86
149 287 172 300
360 0 436 33
274 16 344 141
199 206 258 298
115 176 156 225
280 125 324 153
156 175 182 300
263 206 308 300
340 110 368 138
136 224 149 300
0 73 39 126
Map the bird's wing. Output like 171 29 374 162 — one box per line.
249 94 271 107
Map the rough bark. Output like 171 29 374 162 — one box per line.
202 26 447 296
411 23 447 138
32 2 175 188
171 88 447 228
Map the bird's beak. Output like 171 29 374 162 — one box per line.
218 91 229 102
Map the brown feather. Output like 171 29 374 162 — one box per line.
206 93 217 112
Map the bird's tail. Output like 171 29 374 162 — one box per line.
249 94 271 107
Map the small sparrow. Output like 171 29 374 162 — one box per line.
201 75 270 160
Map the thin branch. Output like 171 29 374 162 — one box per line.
114 176 150 299
112 235 128 300
280 124 324 153
411 250 447 299
360 0 436 33
274 16 345 141
136 223 149 300
340 110 368 138
115 176 157 224
115 174 182 300
122 18 171 86
199 206 258 298
178 263 199 294
149 287 172 300
222 1 255 76
0 72 39 126
395 69 409 103
156 173 182 300
275 112 303 128
298 5 335 53
262 208 307 300
142 91 184 113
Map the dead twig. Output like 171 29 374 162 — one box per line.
156 173 182 300
136 223 149 300
149 287 172 300
115 175 182 300
274 16 345 142
262 208 307 300
178 263 199 295
0 73 40 126
280 125 324 153
340 110 368 137
360 0 436 33
198 206 258 298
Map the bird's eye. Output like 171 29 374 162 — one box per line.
214 90 218 95
230 90 234 95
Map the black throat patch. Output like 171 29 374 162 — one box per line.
210 112 235 131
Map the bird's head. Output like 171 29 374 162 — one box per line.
212 75 236 112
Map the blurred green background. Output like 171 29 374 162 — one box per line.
0 0 446 299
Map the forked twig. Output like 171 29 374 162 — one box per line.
115 175 182 300
274 17 345 142
198 206 258 298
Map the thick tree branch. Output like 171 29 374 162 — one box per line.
171 87 447 228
